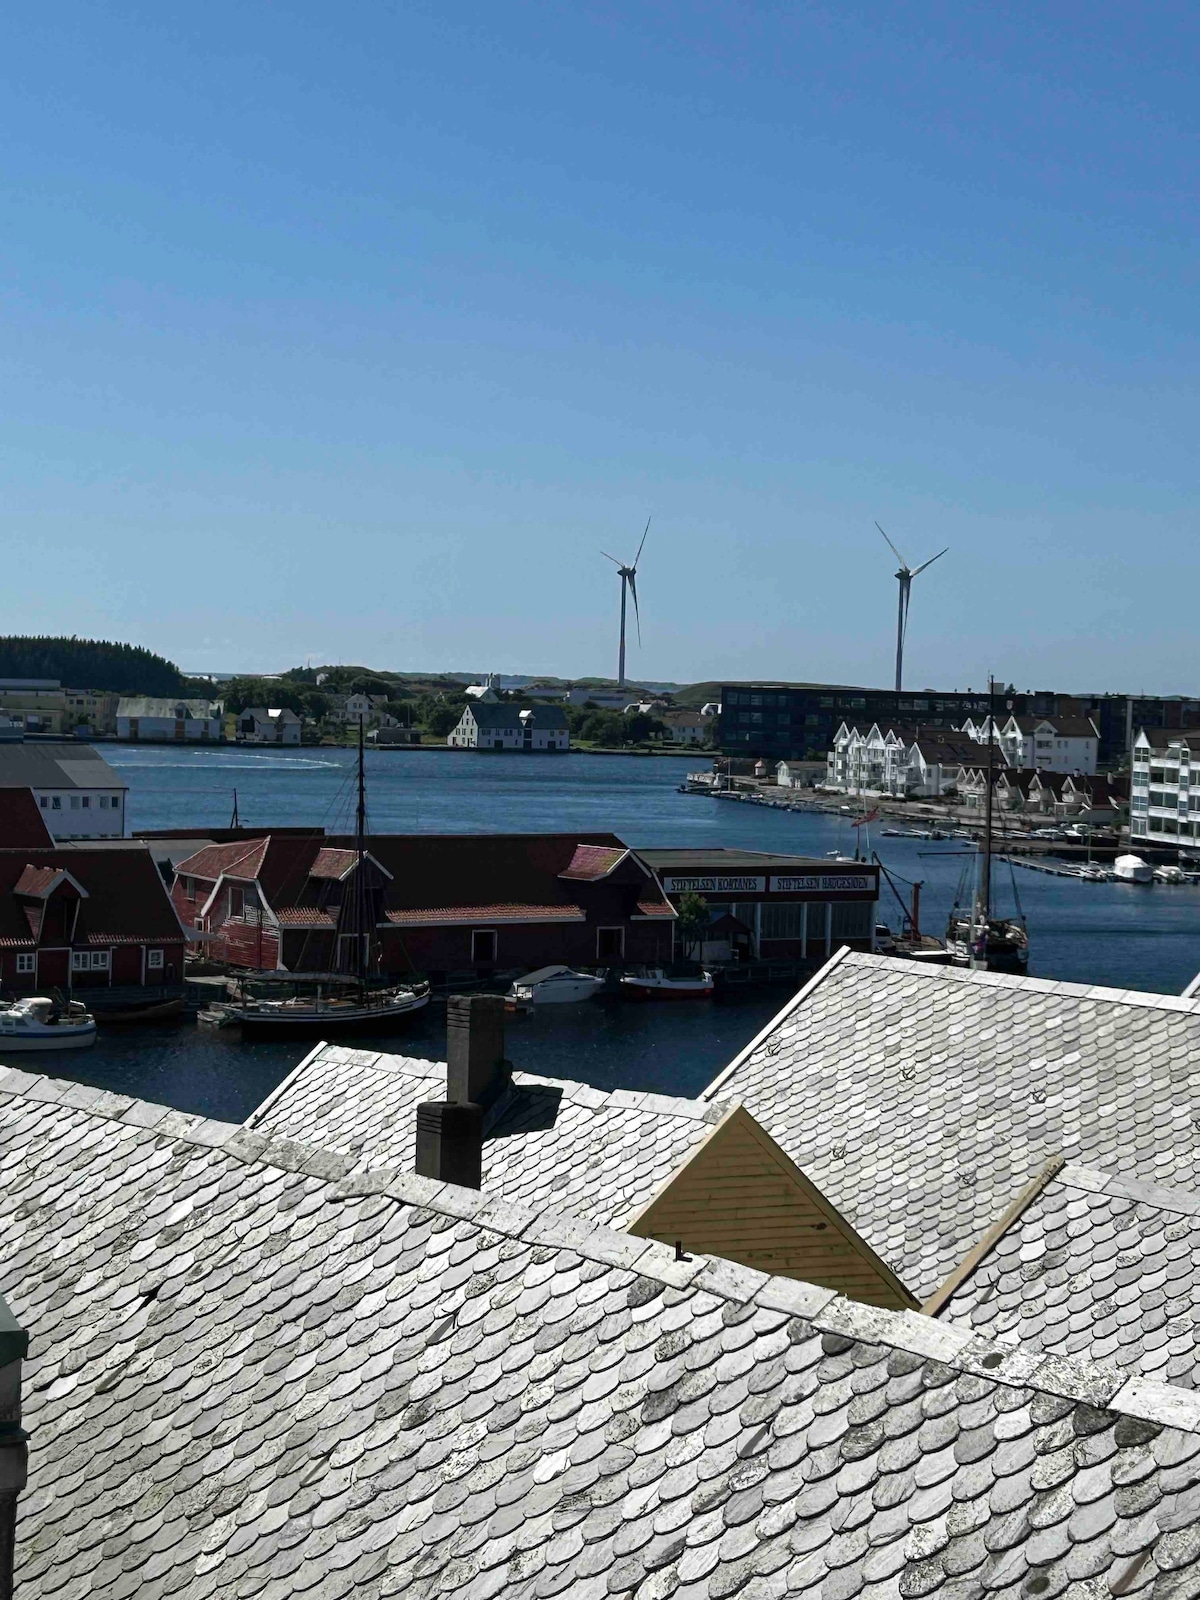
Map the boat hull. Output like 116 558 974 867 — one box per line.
507 977 605 1006
619 980 714 1001
0 1024 97 1051
235 992 431 1036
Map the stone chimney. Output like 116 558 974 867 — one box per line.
414 995 509 1189
0 1295 28 1600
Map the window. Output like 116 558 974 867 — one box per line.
185 877 196 902
761 903 804 940
147 949 164 969
830 901 873 942
471 929 497 964
112 794 121 808
73 951 110 971
194 917 206 931
39 796 48 809
51 796 61 810
15 954 34 974
596 927 625 961
82 795 90 808
229 886 245 917
99 796 108 809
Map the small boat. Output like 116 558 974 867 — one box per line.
98 996 188 1025
879 828 904 837
0 996 97 1051
507 965 605 1007
945 912 1029 972
874 922 898 954
619 965 715 1001
1154 865 1187 884
221 980 431 1036
1076 865 1109 882
1113 854 1153 884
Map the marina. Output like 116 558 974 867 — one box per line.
1 746 1195 1122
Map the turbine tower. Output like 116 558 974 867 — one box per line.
876 522 948 693
602 517 650 689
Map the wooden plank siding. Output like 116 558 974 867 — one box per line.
626 1104 918 1310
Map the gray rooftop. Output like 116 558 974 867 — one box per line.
0 740 126 789
938 1162 1200 1392
116 696 220 718
637 848 869 874
704 949 1200 1299
249 1044 726 1226
6 1067 1200 1600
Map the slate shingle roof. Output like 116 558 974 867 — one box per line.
249 1044 725 1226
704 950 1200 1300
938 1162 1200 1392
7 1067 1200 1600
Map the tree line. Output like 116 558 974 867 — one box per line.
0 636 185 695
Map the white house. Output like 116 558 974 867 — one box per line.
775 760 826 788
998 715 1099 775
447 703 570 751
658 709 710 746
236 707 302 745
0 743 129 839
903 735 979 799
341 692 390 724
116 698 222 742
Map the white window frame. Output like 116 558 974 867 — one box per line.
15 953 34 974
147 949 164 970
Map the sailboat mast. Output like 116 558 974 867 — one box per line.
356 715 367 983
982 676 995 920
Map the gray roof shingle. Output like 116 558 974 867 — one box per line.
248 1043 727 1226
6 1067 1200 1600
938 1162 1200 1391
703 949 1200 1299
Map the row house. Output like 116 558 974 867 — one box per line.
0 843 186 1005
170 830 674 980
827 722 982 798
998 714 1099 775
1130 728 1200 849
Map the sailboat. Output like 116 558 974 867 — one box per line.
945 682 1029 972
222 722 431 1035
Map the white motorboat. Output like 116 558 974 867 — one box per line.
506 965 605 1006
619 965 715 1001
1154 865 1187 884
0 996 97 1051
1113 854 1153 884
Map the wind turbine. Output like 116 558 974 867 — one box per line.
876 522 948 693
602 517 650 689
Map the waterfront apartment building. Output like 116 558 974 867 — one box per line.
1129 728 1200 850
0 743 128 839
997 715 1099 775
721 682 1200 768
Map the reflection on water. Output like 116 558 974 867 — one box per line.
15 747 1200 1119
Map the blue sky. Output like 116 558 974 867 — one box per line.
3 2 1197 690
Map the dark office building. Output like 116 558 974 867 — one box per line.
718 684 1008 762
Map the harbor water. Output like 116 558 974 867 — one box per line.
21 746 1200 1120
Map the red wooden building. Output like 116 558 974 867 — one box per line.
168 831 676 981
0 845 187 1006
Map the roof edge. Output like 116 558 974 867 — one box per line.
5 1067 1197 1432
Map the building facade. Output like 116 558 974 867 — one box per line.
116 698 222 742
998 715 1099 774
1129 729 1200 850
447 703 570 751
232 707 302 745
0 744 128 840
720 684 1000 762
0 844 186 1005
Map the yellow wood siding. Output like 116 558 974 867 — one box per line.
626 1104 917 1310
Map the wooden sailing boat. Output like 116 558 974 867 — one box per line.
945 679 1029 972
229 721 431 1034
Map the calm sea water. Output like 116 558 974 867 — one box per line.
26 746 1200 1121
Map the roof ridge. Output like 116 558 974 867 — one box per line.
1058 1161 1200 1217
837 950 1200 1014
6 1067 1198 1434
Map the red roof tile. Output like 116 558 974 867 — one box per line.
0 847 184 946
559 844 628 880
13 865 65 898
309 848 358 880
385 904 587 925
173 838 270 882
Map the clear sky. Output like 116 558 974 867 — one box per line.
3 2 1197 691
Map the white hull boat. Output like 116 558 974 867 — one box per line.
1154 865 1187 884
1113 854 1153 884
0 997 97 1051
619 966 715 1001
506 966 605 1006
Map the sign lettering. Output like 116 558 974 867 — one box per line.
661 875 766 894
771 874 875 893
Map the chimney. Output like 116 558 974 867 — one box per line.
0 1296 28 1600
415 1101 484 1189
445 994 509 1108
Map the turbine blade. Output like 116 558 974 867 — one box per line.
601 551 622 566
911 547 949 578
876 521 908 569
633 515 651 570
629 572 641 644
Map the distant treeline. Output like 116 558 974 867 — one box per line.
0 636 184 695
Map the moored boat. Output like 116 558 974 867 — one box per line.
1154 865 1187 884
506 965 605 1007
0 996 97 1051
619 964 714 1000
1114 854 1153 883
228 980 430 1036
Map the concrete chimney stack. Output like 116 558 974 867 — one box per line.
414 994 509 1189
